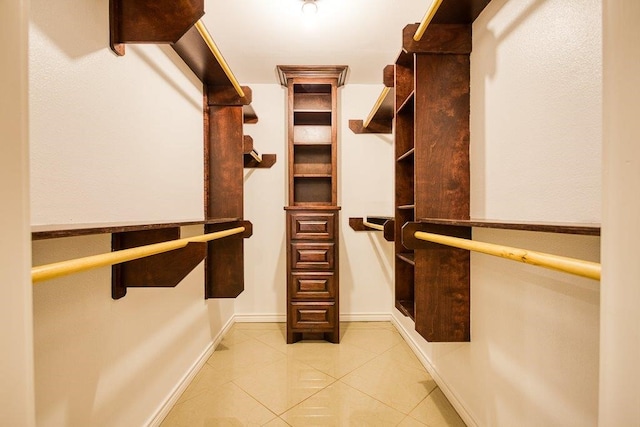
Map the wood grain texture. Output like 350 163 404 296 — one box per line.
414 241 470 342
32 218 241 240
204 221 247 298
111 228 206 299
206 105 243 219
403 24 472 54
207 85 252 106
172 25 232 86
110 0 204 55
348 119 392 134
430 0 492 24
416 218 601 236
286 209 340 344
244 153 277 169
383 64 395 88
414 53 470 221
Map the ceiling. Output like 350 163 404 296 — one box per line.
201 0 430 84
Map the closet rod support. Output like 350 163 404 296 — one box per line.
363 87 391 128
413 0 444 41
407 228 601 281
363 221 385 231
194 20 245 98
32 226 246 283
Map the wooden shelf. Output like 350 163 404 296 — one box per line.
397 252 416 266
429 0 492 25
395 300 415 320
397 148 415 162
348 216 395 241
108 2 270 300
397 204 416 210
397 91 415 115
349 65 395 135
417 218 601 236
279 66 346 344
32 218 242 240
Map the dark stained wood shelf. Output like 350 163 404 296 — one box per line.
348 216 395 242
31 218 242 240
397 148 415 162
350 65 394 135
431 0 493 24
398 204 416 210
396 91 415 115
417 218 601 236
397 252 416 266
395 300 415 320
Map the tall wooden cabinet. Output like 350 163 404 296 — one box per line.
395 24 472 342
278 66 347 344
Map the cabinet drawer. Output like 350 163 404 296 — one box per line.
290 272 335 299
290 212 335 240
291 242 335 270
290 302 336 330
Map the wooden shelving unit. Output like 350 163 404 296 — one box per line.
413 218 601 236
391 22 473 342
33 1 274 299
349 65 395 134
278 66 347 344
348 216 395 242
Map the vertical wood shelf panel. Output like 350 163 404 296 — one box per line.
393 23 472 342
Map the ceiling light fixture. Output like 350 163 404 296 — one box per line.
302 0 318 15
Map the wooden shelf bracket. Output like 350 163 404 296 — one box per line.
349 216 395 242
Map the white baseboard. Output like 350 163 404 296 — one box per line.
390 312 477 427
233 313 286 323
233 312 393 323
340 312 392 322
146 316 235 427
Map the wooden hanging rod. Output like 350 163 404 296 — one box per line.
413 0 444 41
413 231 601 281
249 149 262 163
32 226 246 283
194 20 245 98
363 87 392 128
363 221 385 231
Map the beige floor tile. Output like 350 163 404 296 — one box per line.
281 381 406 427
382 342 425 371
253 328 290 352
341 350 437 414
397 416 428 426
408 388 466 427
177 363 231 404
233 358 335 415
340 327 404 355
261 417 292 426
205 337 286 380
219 327 254 346
161 382 276 427
285 341 378 379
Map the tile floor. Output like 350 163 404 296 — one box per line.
161 322 466 426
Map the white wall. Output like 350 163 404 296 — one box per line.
29 0 204 225
28 0 233 425
394 1 602 426
0 0 36 425
32 227 234 426
237 84 395 320
600 0 640 424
